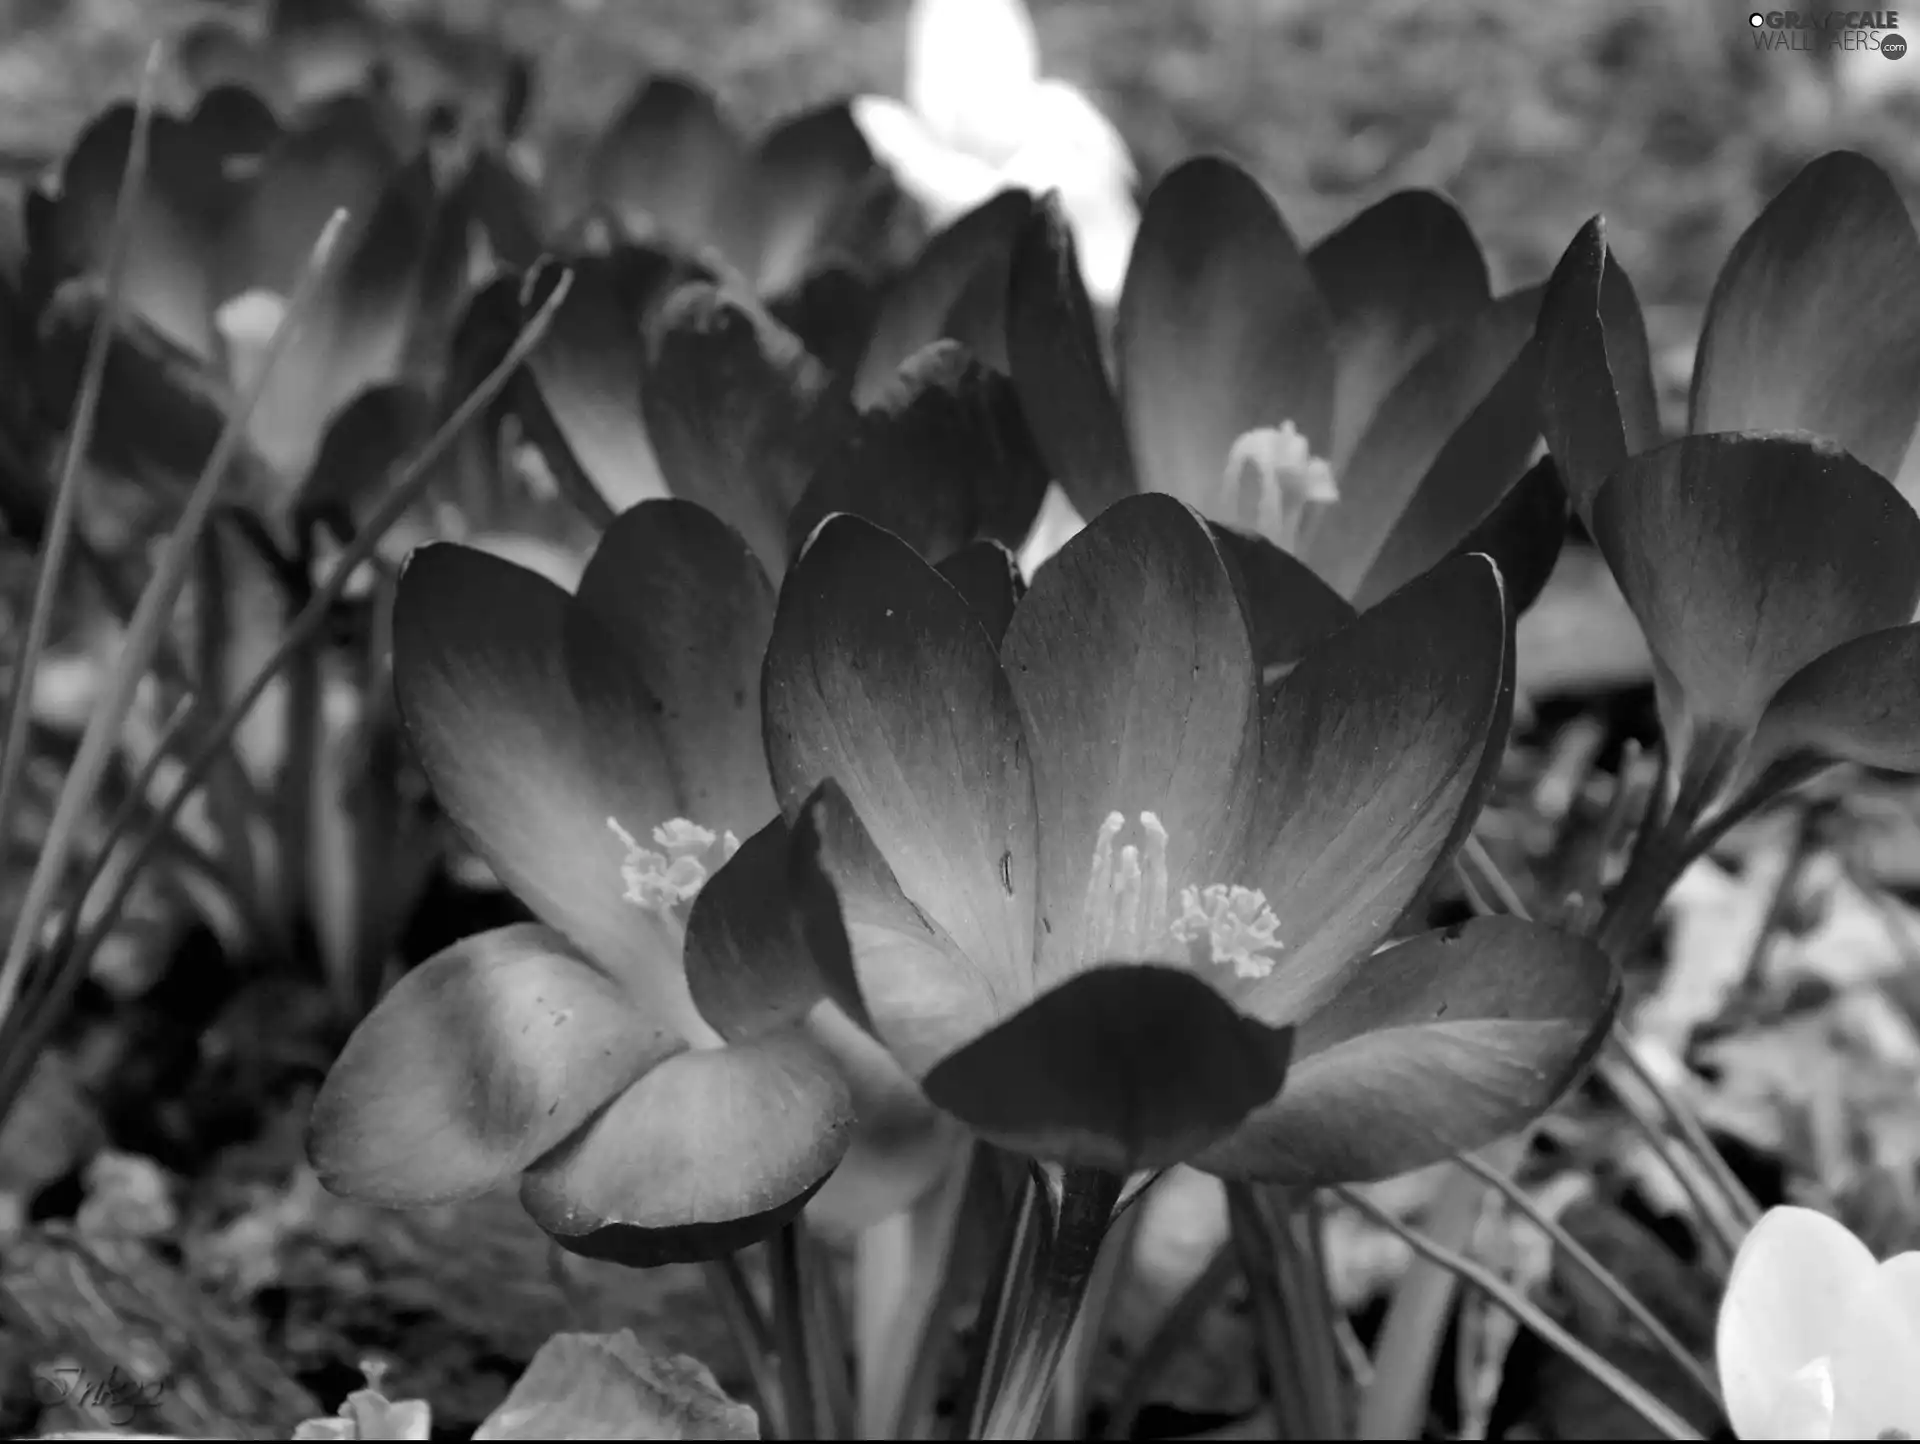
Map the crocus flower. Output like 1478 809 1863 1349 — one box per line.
852 0 1138 306
1537 152 1920 835
309 500 902 1263
1004 160 1567 666
513 256 1048 584
690 491 1616 1179
566 75 902 300
1718 1205 1920 1438
31 87 467 488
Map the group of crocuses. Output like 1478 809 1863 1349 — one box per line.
24 0 1920 1438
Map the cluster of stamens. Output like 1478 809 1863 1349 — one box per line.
607 816 741 916
1218 422 1339 555
1082 810 1283 980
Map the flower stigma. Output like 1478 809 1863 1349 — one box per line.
606 816 741 923
1219 422 1339 554
1082 810 1283 980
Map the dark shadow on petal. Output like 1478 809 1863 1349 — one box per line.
936 538 1025 647
1748 621 1920 779
923 963 1295 1174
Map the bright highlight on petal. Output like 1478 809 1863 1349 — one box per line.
1219 422 1339 555
1079 811 1283 980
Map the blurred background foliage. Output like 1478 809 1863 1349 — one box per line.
2 0 1913 429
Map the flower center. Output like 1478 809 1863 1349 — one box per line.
606 816 741 922
1218 422 1339 555
1081 810 1284 980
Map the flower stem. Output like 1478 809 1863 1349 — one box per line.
769 1223 824 1441
970 1163 1125 1440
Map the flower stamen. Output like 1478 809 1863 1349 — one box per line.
606 816 741 916
1080 810 1283 979
1220 422 1339 555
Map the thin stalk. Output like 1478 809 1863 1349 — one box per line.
0 48 161 877
1227 1181 1313 1440
1335 1186 1706 1442
802 1227 857 1441
768 1224 824 1441
0 206 350 1044
970 1164 1126 1441
705 1255 783 1439
0 271 574 1128
1454 1152 1721 1409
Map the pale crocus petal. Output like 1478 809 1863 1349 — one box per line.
851 93 1003 221
1016 482 1088 581
1719 1207 1882 1440
905 0 1042 164
1827 1253 1920 1439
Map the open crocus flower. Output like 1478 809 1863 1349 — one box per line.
513 255 1048 584
30 86 468 492
1004 158 1569 669
562 74 903 301
852 0 1138 306
690 491 1617 1178
1718 1206 1920 1438
1537 152 1920 836
309 500 910 1264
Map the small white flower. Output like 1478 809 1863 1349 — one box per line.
854 0 1139 305
1717 1205 1920 1439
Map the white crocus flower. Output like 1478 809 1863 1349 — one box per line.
1717 1205 1920 1439
853 0 1139 305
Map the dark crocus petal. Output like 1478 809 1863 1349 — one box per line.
226 94 396 297
293 380 433 533
1536 219 1665 522
1747 622 1920 779
1117 157 1336 511
1002 494 1260 988
1305 287 1535 601
1691 152 1920 481
641 285 845 579
1306 189 1491 471
392 544 699 1016
1242 554 1509 1025
789 342 1048 563
1350 321 1545 611
770 264 880 382
306 924 671 1207
764 515 1039 1021
738 102 878 294
685 816 823 1041
567 498 779 839
936 539 1024 646
1590 433 1920 742
517 250 679 517
1424 454 1570 621
1207 523 1357 674
520 1029 852 1267
1194 917 1616 1185
587 75 748 253
922 964 1295 1174
47 106 229 358
1006 195 1137 519
855 188 1033 407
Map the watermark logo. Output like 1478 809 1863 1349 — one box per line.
1748 10 1907 53
31 1364 171 1427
